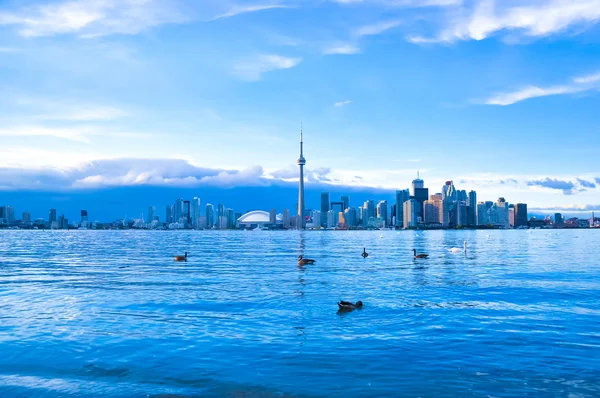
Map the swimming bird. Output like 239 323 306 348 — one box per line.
337 300 363 311
413 249 429 259
362 248 368 258
174 252 188 262
298 255 315 266
449 241 467 253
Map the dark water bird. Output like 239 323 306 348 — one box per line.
298 255 315 266
413 249 429 259
362 248 368 258
174 252 188 262
337 300 363 311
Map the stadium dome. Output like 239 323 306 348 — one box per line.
237 211 282 225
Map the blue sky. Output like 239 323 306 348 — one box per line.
1 0 599 215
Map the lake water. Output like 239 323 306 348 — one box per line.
0 229 599 397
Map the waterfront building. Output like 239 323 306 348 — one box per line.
514 203 528 228
327 210 337 228
509 206 515 228
320 192 330 227
22 212 31 225
496 198 509 228
377 201 388 227
5 206 15 224
270 209 277 225
456 201 468 227
403 199 419 228
341 195 349 211
554 213 564 226
345 207 357 228
395 189 410 228
226 209 236 229
191 197 201 228
442 181 456 201
457 190 468 201
423 200 442 224
0 207 5 223
468 191 477 226
297 126 307 229
477 202 489 225
147 207 155 224
411 173 424 196
205 203 215 228
165 205 173 224
49 209 57 225
283 209 290 229
173 198 184 223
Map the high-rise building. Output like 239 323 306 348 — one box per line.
411 173 424 196
403 199 419 228
22 212 31 225
509 205 515 228
377 201 388 227
147 206 155 224
395 189 410 227
269 208 277 225
365 200 375 220
457 190 468 201
320 192 330 227
191 197 201 228
58 215 64 230
327 210 337 228
341 195 349 211
205 204 215 228
442 181 456 201
283 209 290 229
62 217 69 230
81 210 89 224
514 203 528 228
468 191 477 226
183 200 191 225
0 206 5 222
423 199 442 224
496 198 509 228
173 198 184 222
555 213 564 226
412 187 429 221
345 207 357 228
226 208 236 229
456 201 468 227
166 205 173 224
477 202 489 225
298 126 306 229
48 209 57 225
6 206 15 224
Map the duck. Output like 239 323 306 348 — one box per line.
174 252 188 262
362 248 368 258
449 241 467 253
413 249 429 259
298 255 316 266
337 300 363 311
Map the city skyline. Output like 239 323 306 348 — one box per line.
1 0 600 211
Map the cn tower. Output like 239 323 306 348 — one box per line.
297 124 306 229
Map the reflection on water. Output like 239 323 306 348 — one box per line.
0 229 599 397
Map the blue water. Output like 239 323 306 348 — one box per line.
0 230 599 397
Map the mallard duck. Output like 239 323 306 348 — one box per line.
298 255 315 266
174 252 188 262
413 249 428 259
337 300 363 311
362 248 368 258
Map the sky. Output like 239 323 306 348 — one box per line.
1 0 599 219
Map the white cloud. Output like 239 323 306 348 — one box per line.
334 100 352 108
0 0 190 38
355 19 402 36
483 69 600 106
323 43 361 55
34 106 128 121
0 125 95 143
211 5 289 21
410 0 600 43
0 47 19 53
233 54 302 81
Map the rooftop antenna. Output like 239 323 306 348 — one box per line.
417 170 420 179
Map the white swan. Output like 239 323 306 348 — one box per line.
449 241 467 253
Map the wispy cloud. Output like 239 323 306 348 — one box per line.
322 43 361 55
211 4 289 21
34 106 128 122
0 0 190 38
0 47 19 53
355 19 402 36
483 70 600 106
12 96 129 121
334 100 352 108
0 125 95 143
233 54 302 81
409 0 600 44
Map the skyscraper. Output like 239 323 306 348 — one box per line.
514 203 528 228
411 172 424 196
297 126 306 229
48 209 57 225
341 195 349 211
442 181 456 201
283 209 290 229
377 201 388 227
166 205 173 224
174 198 184 222
320 192 330 228
5 206 15 224
191 197 201 228
22 212 31 225
0 207 5 222
403 199 419 228
467 191 477 226
395 189 410 228
81 210 89 224
205 203 215 228
269 208 277 225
